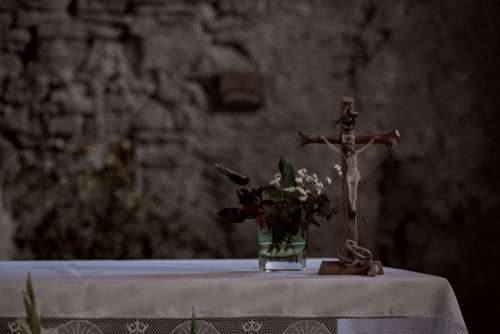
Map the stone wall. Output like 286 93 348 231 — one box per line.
0 0 499 331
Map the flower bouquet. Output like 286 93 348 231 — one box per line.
216 158 341 271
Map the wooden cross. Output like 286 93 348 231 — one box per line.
298 96 400 275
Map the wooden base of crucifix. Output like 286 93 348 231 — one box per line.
298 96 400 277
318 260 384 276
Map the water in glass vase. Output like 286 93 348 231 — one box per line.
258 226 307 271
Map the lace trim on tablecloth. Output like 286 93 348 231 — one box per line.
1 316 468 334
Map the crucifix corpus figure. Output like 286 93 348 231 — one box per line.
298 96 400 276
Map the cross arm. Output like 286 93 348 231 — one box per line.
298 129 400 147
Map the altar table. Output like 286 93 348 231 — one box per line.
0 259 467 334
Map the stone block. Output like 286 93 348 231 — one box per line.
141 32 205 73
38 39 88 80
207 45 255 73
216 0 264 15
86 24 123 40
49 115 84 137
0 189 14 260
0 106 43 144
218 70 263 110
0 0 18 12
196 3 216 23
50 85 93 115
75 0 129 14
154 73 186 105
197 46 262 111
1 28 30 48
15 11 67 28
37 18 87 39
155 5 197 27
208 15 257 48
77 13 132 27
134 131 185 145
135 101 175 131
0 107 33 134
21 0 70 12
0 13 12 31
136 144 180 168
0 53 22 81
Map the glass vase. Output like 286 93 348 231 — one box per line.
257 224 308 271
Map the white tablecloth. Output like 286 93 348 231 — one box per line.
0 259 467 334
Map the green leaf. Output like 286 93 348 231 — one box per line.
23 293 34 334
278 158 296 188
26 273 35 306
22 273 42 334
33 300 41 334
263 205 277 219
217 208 247 223
191 307 197 334
18 321 31 334
215 164 250 185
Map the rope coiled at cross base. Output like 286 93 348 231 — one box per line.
338 239 373 267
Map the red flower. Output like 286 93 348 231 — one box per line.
256 212 267 229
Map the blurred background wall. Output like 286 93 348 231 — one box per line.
0 0 499 331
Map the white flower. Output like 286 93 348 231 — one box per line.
269 179 280 186
283 186 296 192
334 164 342 178
295 177 303 184
326 177 332 184
316 182 324 189
269 173 282 186
296 186 308 196
298 195 308 202
312 173 319 182
297 168 307 177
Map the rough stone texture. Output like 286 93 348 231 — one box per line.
0 0 499 331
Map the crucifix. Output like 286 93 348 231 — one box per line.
298 96 400 276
